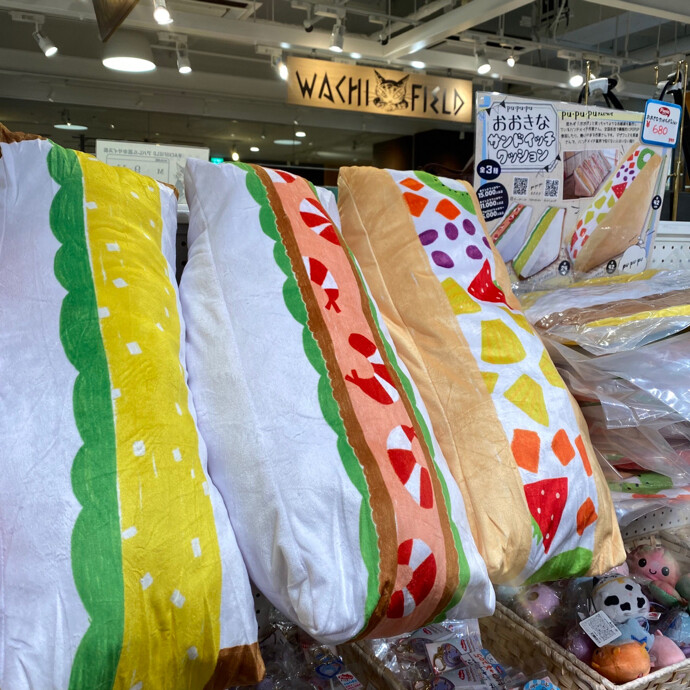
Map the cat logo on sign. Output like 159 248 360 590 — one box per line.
286 57 472 123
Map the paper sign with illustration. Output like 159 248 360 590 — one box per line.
474 93 671 289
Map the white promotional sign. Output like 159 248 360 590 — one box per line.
482 99 559 171
474 92 672 288
96 140 209 205
641 99 682 147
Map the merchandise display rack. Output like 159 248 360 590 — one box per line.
650 221 690 269
621 504 690 540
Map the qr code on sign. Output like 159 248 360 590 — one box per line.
545 178 560 199
512 176 528 197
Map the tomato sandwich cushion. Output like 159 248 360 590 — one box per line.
337 167 625 585
0 135 262 690
179 159 494 644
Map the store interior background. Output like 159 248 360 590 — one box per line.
0 0 687 206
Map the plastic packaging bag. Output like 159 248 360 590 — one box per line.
521 270 690 355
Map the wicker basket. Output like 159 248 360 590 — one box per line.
337 641 407 690
479 602 690 690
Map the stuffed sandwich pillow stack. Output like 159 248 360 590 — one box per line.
179 160 493 643
0 133 262 690
338 167 625 585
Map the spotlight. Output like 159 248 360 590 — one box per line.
231 148 240 162
410 60 425 69
295 130 306 138
378 31 389 46
568 62 584 88
506 54 516 68
250 146 260 152
271 54 288 80
329 20 344 53
303 18 314 32
176 42 191 74
475 48 490 75
153 0 173 25
33 27 57 57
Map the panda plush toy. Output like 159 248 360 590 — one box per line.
591 577 685 671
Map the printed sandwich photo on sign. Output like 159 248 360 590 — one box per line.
474 93 672 289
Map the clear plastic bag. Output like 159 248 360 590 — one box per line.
522 270 690 355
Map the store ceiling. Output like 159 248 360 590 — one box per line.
0 0 688 163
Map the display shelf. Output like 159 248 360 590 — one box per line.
620 504 690 540
650 221 690 269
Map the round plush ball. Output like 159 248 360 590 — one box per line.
562 627 595 665
591 642 651 684
515 584 560 623
676 573 690 601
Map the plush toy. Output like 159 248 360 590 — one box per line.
650 630 687 669
591 642 650 683
591 576 685 671
514 584 560 623
627 545 685 606
562 626 595 665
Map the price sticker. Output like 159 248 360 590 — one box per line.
579 611 622 647
642 99 682 147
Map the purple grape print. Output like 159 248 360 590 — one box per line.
432 250 454 268
462 218 476 235
466 245 482 260
419 229 438 246
445 222 458 240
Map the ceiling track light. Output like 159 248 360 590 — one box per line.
568 60 584 88
175 39 191 74
329 19 345 53
231 146 240 162
153 0 173 25
475 47 490 75
272 53 288 81
506 53 516 68
33 24 57 57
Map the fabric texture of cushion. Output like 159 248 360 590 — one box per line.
180 160 494 644
0 137 262 690
337 167 625 585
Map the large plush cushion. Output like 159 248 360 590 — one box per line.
338 167 625 585
0 137 262 689
180 160 493 643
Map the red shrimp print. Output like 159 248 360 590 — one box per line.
344 333 400 405
303 257 341 312
387 425 434 509
387 539 437 618
299 198 340 245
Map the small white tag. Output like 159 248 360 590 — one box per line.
336 669 364 689
647 611 662 621
579 611 622 647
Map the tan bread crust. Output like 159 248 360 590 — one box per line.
574 153 662 272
